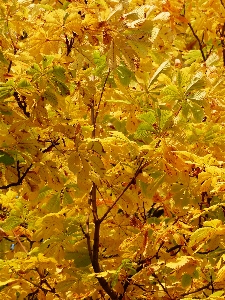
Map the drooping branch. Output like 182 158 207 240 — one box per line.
0 162 32 190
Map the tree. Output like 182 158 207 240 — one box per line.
0 0 225 299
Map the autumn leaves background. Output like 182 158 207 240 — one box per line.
0 0 225 299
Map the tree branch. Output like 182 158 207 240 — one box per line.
13 91 30 118
0 163 32 190
95 69 110 124
99 159 148 223
152 273 172 299
181 283 211 297
188 23 206 61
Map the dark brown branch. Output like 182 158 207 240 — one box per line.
80 214 92 261
65 33 76 56
7 61 12 73
152 273 172 299
13 91 30 117
197 246 219 254
88 95 118 299
181 283 211 297
220 23 225 67
94 69 110 124
188 23 206 61
99 159 148 223
0 163 32 190
220 0 225 9
42 138 60 153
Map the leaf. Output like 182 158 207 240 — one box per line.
0 51 8 65
55 280 75 292
188 227 216 248
148 60 170 88
52 66 66 82
42 55 55 68
17 79 32 89
1 216 21 231
210 291 224 298
68 152 82 175
53 79 70 96
181 273 192 288
43 89 58 106
43 193 60 213
87 140 105 155
116 65 133 86
214 265 225 283
89 155 105 177
0 150 14 165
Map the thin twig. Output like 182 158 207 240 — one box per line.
152 273 172 299
220 0 225 9
0 163 32 190
12 230 28 255
188 23 206 61
95 69 110 124
181 283 211 296
99 159 148 223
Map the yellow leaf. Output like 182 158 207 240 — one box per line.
68 152 82 175
215 266 225 283
199 178 212 193
188 227 216 249
89 154 105 177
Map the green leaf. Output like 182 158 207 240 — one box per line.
43 89 58 106
210 291 224 298
138 110 156 125
1 216 21 231
55 280 75 292
63 191 73 205
17 79 32 89
189 227 216 248
186 72 205 93
53 79 70 96
161 85 180 103
52 66 66 82
159 110 172 130
43 193 60 213
181 273 192 288
66 248 91 268
190 102 204 122
116 65 133 86
42 55 55 69
0 150 14 165
0 51 8 65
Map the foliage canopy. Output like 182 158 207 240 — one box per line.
1 0 225 299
